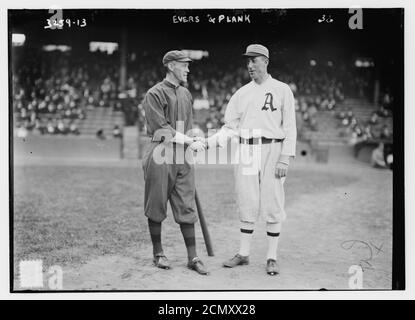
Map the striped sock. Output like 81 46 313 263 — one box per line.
266 222 281 261
180 223 197 261
148 219 163 256
239 221 255 256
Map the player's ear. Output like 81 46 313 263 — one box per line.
166 61 175 73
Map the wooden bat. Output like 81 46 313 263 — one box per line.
195 189 214 256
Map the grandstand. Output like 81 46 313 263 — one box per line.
302 98 393 145
77 107 124 137
10 9 398 163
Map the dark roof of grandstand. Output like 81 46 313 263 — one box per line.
9 8 403 61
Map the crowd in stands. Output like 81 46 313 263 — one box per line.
186 60 378 139
13 49 120 136
338 109 392 144
335 89 393 146
13 49 392 145
184 60 356 134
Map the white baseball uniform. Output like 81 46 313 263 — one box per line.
209 74 297 223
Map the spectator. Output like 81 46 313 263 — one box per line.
378 105 390 117
349 117 358 129
380 125 392 140
308 104 318 117
349 131 359 145
96 128 106 140
113 125 122 138
46 118 56 134
342 117 349 126
309 117 319 131
384 143 393 170
327 98 336 111
337 111 346 120
69 121 80 135
370 112 379 125
364 125 373 140
57 119 68 134
382 93 392 109
371 143 387 168
16 125 28 138
35 118 47 135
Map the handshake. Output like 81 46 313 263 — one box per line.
189 137 208 152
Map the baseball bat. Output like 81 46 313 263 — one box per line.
195 189 214 256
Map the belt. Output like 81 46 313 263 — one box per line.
239 137 284 145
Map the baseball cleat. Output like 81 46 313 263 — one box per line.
153 253 171 269
223 254 250 268
266 259 279 275
187 257 209 275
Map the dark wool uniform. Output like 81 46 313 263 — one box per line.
142 79 198 224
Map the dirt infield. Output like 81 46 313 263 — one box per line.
13 158 392 291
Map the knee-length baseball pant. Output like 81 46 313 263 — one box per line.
142 142 198 224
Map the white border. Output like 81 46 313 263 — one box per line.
1 0 414 300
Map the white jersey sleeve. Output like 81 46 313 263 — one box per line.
281 85 297 157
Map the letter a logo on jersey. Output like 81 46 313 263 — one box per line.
262 93 276 112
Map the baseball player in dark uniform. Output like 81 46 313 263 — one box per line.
142 50 208 275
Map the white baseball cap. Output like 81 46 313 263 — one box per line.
243 44 269 59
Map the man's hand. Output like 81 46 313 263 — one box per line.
189 140 206 152
275 161 289 179
192 136 206 145
192 136 205 142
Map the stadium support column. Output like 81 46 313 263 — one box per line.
373 80 380 106
373 63 380 106
119 28 127 91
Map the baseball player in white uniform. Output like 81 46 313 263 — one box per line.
206 44 297 275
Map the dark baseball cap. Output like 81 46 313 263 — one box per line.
162 50 192 65
243 44 269 59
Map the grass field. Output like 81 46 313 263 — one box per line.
13 157 393 290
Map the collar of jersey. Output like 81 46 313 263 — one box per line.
163 78 180 89
252 74 272 86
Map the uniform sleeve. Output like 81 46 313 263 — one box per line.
281 85 297 156
207 92 240 147
188 90 194 129
143 91 176 137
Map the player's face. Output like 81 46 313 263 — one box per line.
247 56 268 81
171 61 190 84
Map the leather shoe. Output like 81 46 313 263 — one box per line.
187 257 209 275
266 259 279 275
223 254 249 268
153 253 170 269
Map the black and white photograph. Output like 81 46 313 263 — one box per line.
8 4 405 294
